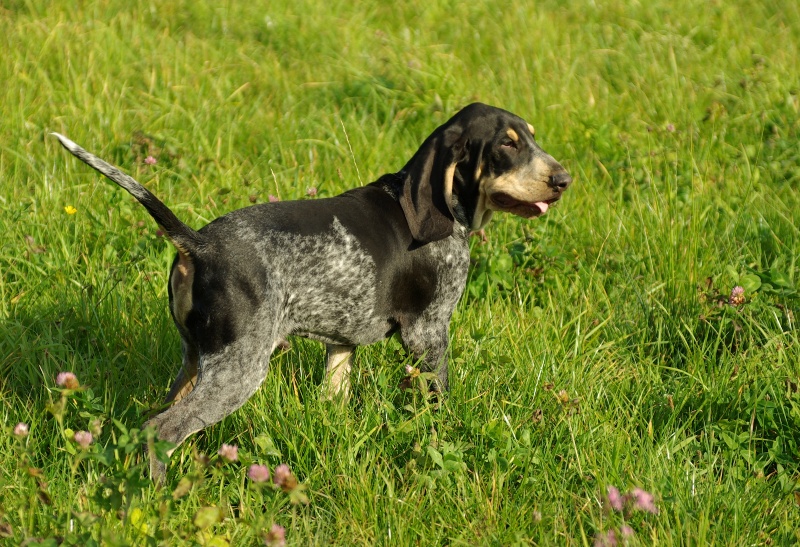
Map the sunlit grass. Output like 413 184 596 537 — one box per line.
2 0 799 544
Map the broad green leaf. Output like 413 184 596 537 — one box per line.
427 446 444 468
768 269 793 289
740 274 761 293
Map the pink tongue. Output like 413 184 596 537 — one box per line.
535 201 549 213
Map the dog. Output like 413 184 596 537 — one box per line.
53 102 572 481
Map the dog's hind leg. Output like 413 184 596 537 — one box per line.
164 340 199 404
145 332 274 483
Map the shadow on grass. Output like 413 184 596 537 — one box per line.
1 299 179 422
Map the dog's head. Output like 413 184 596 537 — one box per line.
399 103 572 243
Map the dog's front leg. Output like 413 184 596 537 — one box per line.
401 324 450 393
322 344 355 400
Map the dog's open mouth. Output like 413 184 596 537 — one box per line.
490 193 558 218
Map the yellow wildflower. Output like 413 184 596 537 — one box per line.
64 205 77 215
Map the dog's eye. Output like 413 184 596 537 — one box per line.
500 139 517 150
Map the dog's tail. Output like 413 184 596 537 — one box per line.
52 133 204 256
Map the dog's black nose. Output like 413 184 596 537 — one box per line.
548 171 572 191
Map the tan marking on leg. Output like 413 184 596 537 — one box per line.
323 344 354 400
527 123 535 137
166 370 197 403
170 253 194 328
507 128 519 142
272 338 291 353
164 346 199 404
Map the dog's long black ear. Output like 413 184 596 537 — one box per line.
399 124 468 244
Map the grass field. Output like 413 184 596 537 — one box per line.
2 0 800 544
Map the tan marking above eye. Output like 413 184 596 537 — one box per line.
527 123 535 136
506 128 520 142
